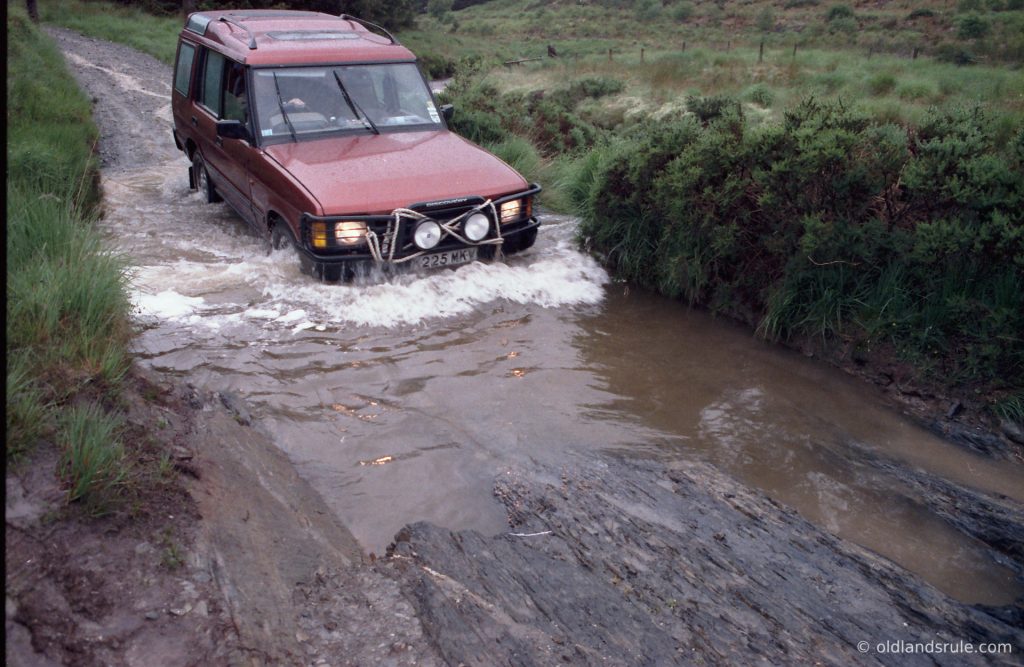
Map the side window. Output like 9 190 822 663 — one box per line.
173 42 195 96
222 61 248 124
199 50 226 117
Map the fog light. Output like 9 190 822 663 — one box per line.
311 222 328 249
500 199 521 224
413 220 442 249
463 213 490 242
334 220 367 245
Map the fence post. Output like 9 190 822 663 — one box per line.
641 47 645 63
759 40 764 63
682 41 687 53
792 43 797 59
608 48 613 62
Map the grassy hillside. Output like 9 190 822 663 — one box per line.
426 1 1024 417
404 0 1024 70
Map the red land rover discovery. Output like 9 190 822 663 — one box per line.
171 10 540 281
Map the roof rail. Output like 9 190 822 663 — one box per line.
339 14 399 45
218 16 257 50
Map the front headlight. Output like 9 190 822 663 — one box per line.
334 221 367 245
499 199 522 224
500 197 533 224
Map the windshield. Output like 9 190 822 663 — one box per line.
252 63 442 142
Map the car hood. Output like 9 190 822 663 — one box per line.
263 130 528 215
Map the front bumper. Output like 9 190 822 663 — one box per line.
296 184 542 270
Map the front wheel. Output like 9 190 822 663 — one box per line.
503 227 538 255
270 223 297 252
270 223 327 280
192 153 221 204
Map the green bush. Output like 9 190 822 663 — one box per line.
934 43 977 65
756 7 775 32
686 95 743 124
867 72 897 96
826 4 855 21
828 16 858 34
957 13 992 39
635 0 662 21
577 98 1024 390
745 84 775 108
428 0 453 21
671 1 695 22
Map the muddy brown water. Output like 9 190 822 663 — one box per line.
103 163 1024 608
64 27 1021 608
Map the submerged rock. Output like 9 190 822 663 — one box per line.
387 457 1023 666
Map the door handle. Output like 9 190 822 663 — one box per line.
190 116 198 127
215 137 223 147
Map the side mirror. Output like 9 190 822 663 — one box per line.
216 119 250 142
440 104 454 123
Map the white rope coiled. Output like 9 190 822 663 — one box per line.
364 199 504 266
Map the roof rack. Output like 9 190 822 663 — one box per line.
218 16 257 50
339 14 399 45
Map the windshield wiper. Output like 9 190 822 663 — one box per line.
332 71 379 135
271 72 298 143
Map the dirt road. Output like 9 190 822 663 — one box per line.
8 26 1021 667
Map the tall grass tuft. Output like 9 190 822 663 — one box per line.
59 404 127 513
6 354 51 461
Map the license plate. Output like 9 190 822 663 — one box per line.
418 247 477 270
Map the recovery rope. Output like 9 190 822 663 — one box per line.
364 199 504 265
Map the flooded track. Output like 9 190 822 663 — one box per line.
58 27 1023 609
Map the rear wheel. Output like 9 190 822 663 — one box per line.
192 153 221 203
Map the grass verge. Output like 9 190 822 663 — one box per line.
7 6 134 512
39 0 181 64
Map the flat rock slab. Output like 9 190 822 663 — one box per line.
387 457 1023 666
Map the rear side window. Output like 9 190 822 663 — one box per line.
200 50 226 116
174 42 195 96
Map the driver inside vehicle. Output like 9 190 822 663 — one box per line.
281 77 335 114
344 69 382 116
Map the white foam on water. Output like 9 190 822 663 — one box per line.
244 308 281 320
275 309 309 323
126 217 609 330
261 249 609 328
133 289 205 320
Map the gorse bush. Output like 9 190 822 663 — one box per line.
441 72 622 157
686 94 743 124
957 13 992 39
577 99 1024 389
826 4 855 22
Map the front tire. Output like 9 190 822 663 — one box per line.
504 226 538 255
192 153 221 204
271 222 326 280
